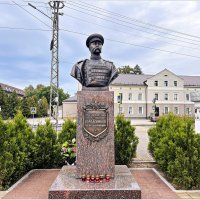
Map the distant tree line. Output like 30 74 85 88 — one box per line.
118 64 143 74
0 84 70 119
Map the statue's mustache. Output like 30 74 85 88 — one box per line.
93 47 101 52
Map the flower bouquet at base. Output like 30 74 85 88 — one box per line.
61 138 76 165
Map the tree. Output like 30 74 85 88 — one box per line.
58 88 70 105
0 89 9 119
21 97 30 118
118 65 134 74
133 64 143 75
24 84 70 106
24 85 35 97
7 91 21 118
118 65 143 74
37 96 48 117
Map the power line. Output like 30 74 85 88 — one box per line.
64 6 200 47
23 1 48 4
0 2 46 7
67 1 200 43
76 0 200 41
12 1 51 28
7 2 200 59
59 28 200 59
0 26 51 31
63 14 200 51
1 25 200 58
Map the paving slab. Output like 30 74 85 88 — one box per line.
3 169 59 199
134 126 155 162
131 169 180 199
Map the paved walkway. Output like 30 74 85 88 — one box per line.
1 169 181 199
132 169 179 199
3 169 59 199
134 126 155 162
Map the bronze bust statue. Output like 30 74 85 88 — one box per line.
71 33 118 90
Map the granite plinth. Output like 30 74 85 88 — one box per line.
76 91 115 178
49 165 141 199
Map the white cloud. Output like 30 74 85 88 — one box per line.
1 0 200 95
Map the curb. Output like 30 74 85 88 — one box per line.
132 124 155 127
130 167 200 193
132 160 156 163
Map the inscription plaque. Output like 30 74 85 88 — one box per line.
83 103 109 141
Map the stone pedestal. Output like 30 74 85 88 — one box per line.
76 91 115 178
49 165 141 199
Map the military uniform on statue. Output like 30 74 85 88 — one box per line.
71 33 118 91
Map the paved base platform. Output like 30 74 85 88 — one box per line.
49 165 141 199
2 168 184 199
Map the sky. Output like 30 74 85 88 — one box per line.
1 0 200 96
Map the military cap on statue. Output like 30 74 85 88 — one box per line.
86 33 104 48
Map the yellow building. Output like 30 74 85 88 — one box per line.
62 69 200 119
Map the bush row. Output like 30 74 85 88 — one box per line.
0 112 76 190
0 112 138 190
148 113 200 189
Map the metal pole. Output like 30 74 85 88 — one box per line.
49 1 64 137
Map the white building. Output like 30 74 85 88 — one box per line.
62 69 200 119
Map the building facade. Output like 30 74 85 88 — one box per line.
0 82 25 97
62 69 200 119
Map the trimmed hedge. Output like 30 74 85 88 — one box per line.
0 113 139 189
148 113 200 189
58 118 76 143
0 113 76 189
115 114 138 165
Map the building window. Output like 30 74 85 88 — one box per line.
164 81 168 87
138 93 142 101
174 107 179 115
164 94 168 101
186 94 190 101
174 81 177 87
128 107 133 115
164 107 169 114
154 81 158 86
138 107 143 115
119 106 124 114
174 94 178 101
186 107 190 115
155 93 158 100
128 93 132 101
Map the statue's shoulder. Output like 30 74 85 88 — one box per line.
102 59 114 65
75 59 86 65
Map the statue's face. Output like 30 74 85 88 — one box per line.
89 41 102 55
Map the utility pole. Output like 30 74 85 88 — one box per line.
28 1 64 135
49 1 64 135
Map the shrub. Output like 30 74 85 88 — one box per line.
58 118 76 143
115 114 138 165
0 117 13 190
33 119 63 168
0 111 35 189
0 113 77 189
148 113 200 189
